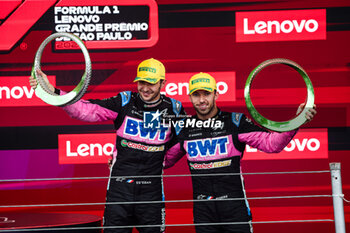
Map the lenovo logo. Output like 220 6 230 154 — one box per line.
236 9 326 42
244 129 328 160
161 72 236 104
0 86 34 99
59 133 116 164
246 138 320 152
0 76 55 107
59 129 328 164
164 81 228 96
243 19 319 34
65 140 114 157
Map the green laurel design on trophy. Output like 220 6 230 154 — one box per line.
244 58 314 132
31 32 91 107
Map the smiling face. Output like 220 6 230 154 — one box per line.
137 80 165 102
189 90 218 120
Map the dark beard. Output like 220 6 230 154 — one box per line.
195 104 215 118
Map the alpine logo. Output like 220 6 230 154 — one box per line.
236 9 326 42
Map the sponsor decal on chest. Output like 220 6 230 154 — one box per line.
185 136 229 158
121 139 164 152
189 159 232 170
123 116 170 141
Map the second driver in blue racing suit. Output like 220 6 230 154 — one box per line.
163 72 317 233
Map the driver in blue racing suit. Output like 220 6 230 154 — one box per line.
30 58 186 233
164 72 317 233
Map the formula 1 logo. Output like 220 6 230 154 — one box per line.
0 0 159 51
0 0 56 51
186 136 229 158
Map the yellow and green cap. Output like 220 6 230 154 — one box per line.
133 58 165 84
189 72 217 95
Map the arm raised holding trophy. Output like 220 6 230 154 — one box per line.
162 69 317 233
29 32 186 233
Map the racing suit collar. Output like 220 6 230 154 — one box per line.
194 107 222 121
136 93 163 108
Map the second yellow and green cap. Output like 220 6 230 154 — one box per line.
188 72 217 95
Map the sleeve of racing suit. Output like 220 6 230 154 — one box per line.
237 114 298 153
164 103 187 169
57 89 121 122
163 142 186 169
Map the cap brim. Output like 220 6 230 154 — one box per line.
189 87 214 95
133 77 159 84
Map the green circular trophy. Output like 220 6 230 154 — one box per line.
244 58 314 132
31 32 91 106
